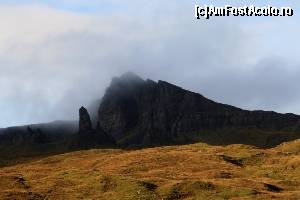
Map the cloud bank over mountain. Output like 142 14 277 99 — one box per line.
0 1 299 127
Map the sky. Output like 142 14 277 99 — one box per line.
0 0 300 128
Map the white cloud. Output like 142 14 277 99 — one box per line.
0 3 299 127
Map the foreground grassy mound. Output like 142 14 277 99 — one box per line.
1 140 300 199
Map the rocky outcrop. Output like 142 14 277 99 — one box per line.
75 106 116 148
79 107 92 133
1 72 300 161
98 72 300 147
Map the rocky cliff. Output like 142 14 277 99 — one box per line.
75 106 115 149
1 72 300 164
97 72 300 147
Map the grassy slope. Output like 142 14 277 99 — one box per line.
0 140 300 200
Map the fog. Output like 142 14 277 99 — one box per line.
0 1 300 127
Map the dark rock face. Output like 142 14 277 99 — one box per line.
87 99 102 129
79 107 92 133
2 72 300 162
98 73 300 147
76 106 116 149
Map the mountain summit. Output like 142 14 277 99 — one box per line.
95 73 300 147
1 73 300 164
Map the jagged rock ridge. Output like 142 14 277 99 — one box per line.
1 72 300 164
97 72 300 147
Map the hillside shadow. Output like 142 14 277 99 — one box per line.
2 127 300 168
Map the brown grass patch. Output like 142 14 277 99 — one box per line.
1 141 300 199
